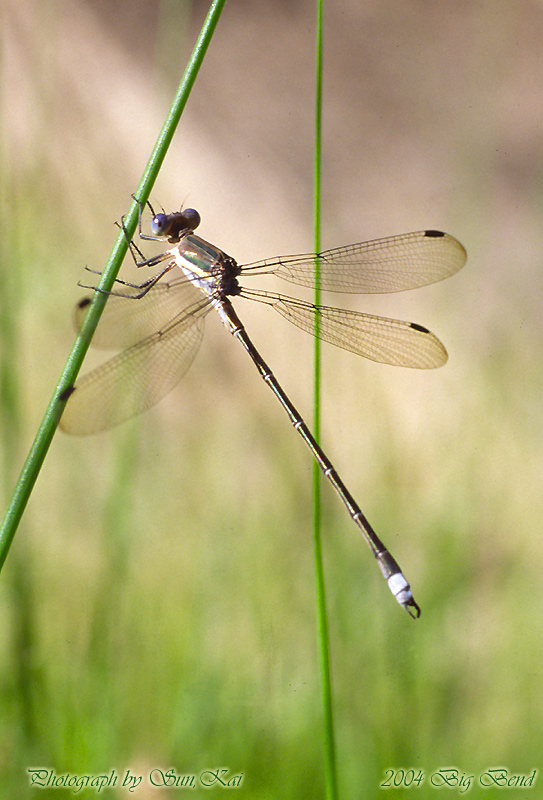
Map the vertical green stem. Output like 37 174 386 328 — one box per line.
313 1 339 798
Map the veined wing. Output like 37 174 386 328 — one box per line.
243 289 447 368
61 295 211 435
241 230 466 294
74 274 203 350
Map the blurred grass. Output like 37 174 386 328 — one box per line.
2 0 543 798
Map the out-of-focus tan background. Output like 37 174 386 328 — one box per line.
2 1 542 797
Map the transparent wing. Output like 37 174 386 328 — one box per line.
61 295 211 435
241 230 466 294
74 274 202 349
243 289 447 368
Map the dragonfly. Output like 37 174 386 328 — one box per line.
60 201 467 617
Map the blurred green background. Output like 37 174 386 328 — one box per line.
1 0 543 797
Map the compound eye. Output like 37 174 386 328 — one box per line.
182 208 201 230
150 213 169 236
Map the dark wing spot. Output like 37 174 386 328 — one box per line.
424 230 445 238
77 297 92 309
59 385 76 402
410 322 430 333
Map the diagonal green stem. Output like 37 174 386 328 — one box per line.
312 1 339 798
0 0 228 572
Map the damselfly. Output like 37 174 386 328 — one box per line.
60 202 466 617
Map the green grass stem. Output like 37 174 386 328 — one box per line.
312 2 339 798
0 0 228 572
